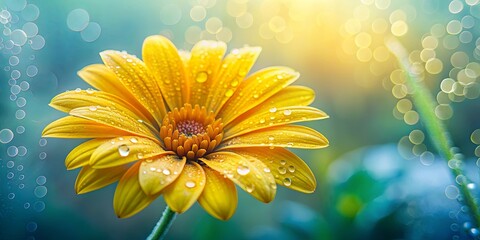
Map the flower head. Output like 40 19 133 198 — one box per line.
43 35 329 220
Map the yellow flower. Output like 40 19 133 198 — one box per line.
43 35 329 220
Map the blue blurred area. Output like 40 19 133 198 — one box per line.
1 0 480 239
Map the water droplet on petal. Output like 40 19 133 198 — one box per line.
263 167 271 173
283 177 292 186
288 165 295 173
269 107 277 113
225 89 234 97
246 183 255 192
278 166 287 174
130 137 138 143
118 144 130 157
283 109 292 116
280 160 286 165
89 106 97 111
237 165 250 175
195 71 208 83
185 180 196 188
268 135 275 141
163 169 171 175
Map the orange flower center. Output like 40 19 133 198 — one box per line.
160 104 223 160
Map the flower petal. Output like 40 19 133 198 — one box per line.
90 136 172 169
78 64 156 125
163 162 206 213
142 35 189 109
232 148 316 193
69 106 158 142
198 166 237 220
66 139 108 170
224 106 328 139
75 164 128 194
49 89 152 124
114 162 158 218
42 116 129 138
202 152 276 203
219 125 329 149
100 50 167 126
226 85 316 130
139 155 186 195
217 67 299 125
205 46 261 113
188 41 227 106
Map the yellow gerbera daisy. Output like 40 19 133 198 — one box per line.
43 35 329 220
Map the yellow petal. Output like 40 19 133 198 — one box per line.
114 162 158 218
142 35 189 109
217 67 299 125
198 166 237 220
163 162 206 213
219 125 329 149
42 116 129 138
69 106 158 142
226 85 316 129
139 155 186 195
188 41 227 106
202 152 276 203
90 136 172 169
78 64 156 124
100 50 167 126
204 46 261 114
75 164 128 194
224 106 328 139
232 148 316 193
50 89 151 123
66 139 108 170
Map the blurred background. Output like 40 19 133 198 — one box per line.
1 0 480 239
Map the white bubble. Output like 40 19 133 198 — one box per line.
19 81 30 91
30 35 45 50
33 201 45 212
445 185 460 199
5 0 27 11
16 97 26 107
7 146 18 157
11 85 21 94
160 4 182 25
80 22 101 42
11 70 21 79
6 161 14 168
0 129 14 144
34 186 47 198
15 110 26 119
38 139 47 146
67 9 90 31
21 4 40 21
9 56 19 66
26 65 38 77
17 146 27 156
22 22 38 37
36 176 46 185
16 126 25 134
10 29 27 46
7 193 15 200
39 152 46 160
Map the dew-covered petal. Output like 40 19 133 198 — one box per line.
217 67 299 125
78 64 156 124
219 125 329 149
139 155 186 195
90 136 171 169
50 89 151 124
42 116 129 138
100 50 167 126
114 162 159 218
75 164 128 194
205 47 261 114
188 41 226 107
66 139 108 170
232 148 316 193
224 106 328 139
163 162 206 213
143 35 189 110
202 152 276 203
198 166 237 220
69 106 158 142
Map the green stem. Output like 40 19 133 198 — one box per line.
386 38 480 227
147 206 177 240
